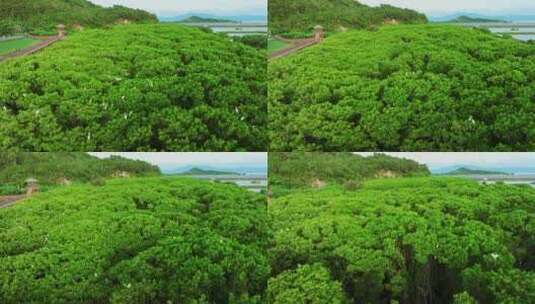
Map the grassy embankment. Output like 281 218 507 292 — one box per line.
0 38 40 55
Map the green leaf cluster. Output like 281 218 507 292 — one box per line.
0 177 270 303
269 25 535 151
0 24 267 151
268 263 347 303
269 177 535 303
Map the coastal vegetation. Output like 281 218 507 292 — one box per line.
268 0 427 35
0 0 157 35
233 35 267 49
269 152 428 195
0 177 269 303
0 152 159 194
269 25 535 151
0 24 267 151
269 177 535 303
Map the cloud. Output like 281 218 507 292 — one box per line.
358 0 535 15
89 0 266 15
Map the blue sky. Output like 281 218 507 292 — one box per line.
89 0 266 16
359 0 535 16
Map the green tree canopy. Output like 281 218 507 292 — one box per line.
269 25 535 151
0 0 157 34
269 152 429 190
0 24 267 151
269 0 427 34
269 177 535 303
0 152 159 186
0 177 270 303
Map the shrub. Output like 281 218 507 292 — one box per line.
268 264 347 304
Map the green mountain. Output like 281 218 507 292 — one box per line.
0 0 157 35
443 167 512 175
178 167 239 175
0 152 160 186
269 152 429 191
179 16 233 23
269 0 427 34
447 15 507 23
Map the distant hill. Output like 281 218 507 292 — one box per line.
442 167 512 176
162 164 267 175
269 152 429 189
0 0 157 35
430 13 535 23
0 152 160 186
446 15 508 23
178 167 239 176
178 16 233 23
269 0 427 34
160 14 267 23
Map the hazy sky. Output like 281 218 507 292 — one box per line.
359 0 535 16
90 152 267 168
356 153 535 170
89 0 266 16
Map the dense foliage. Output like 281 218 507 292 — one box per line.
0 24 267 151
0 152 159 187
269 25 535 151
269 0 427 34
234 35 268 50
0 177 269 303
269 177 535 303
269 152 429 190
0 0 156 35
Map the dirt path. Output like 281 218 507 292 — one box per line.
0 195 26 208
269 36 318 60
0 36 61 62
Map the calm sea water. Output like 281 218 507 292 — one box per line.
184 174 267 192
510 34 535 41
181 22 267 37
488 22 535 41
211 26 267 36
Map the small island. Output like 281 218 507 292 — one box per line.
442 167 512 175
178 16 234 23
177 167 239 175
447 15 508 23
